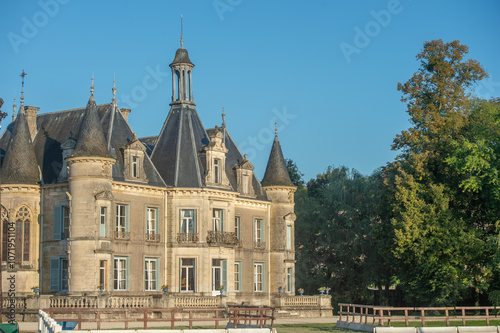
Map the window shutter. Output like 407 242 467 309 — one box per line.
155 258 160 291
261 220 265 243
53 206 62 240
221 210 225 231
193 259 197 292
155 208 159 235
50 258 60 291
193 210 197 233
126 257 130 291
145 208 148 234
125 205 130 232
262 262 266 293
222 260 227 295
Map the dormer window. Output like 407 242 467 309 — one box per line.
132 156 139 178
201 126 230 189
235 154 256 198
214 159 221 184
122 133 148 183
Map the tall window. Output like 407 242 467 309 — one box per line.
286 225 292 250
214 158 221 184
132 155 139 178
100 260 107 290
180 209 196 234
115 204 130 239
180 258 196 292
54 205 69 241
14 206 32 262
213 209 224 231
50 257 68 291
287 267 293 293
114 257 128 290
234 216 241 240
234 262 242 292
212 259 227 294
100 207 107 237
1 205 8 261
254 262 265 292
254 218 264 248
144 258 159 291
146 207 159 241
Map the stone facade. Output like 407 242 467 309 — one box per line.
0 40 297 307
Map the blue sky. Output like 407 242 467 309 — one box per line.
1 0 499 182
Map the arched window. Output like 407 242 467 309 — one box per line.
15 206 31 262
1 205 9 262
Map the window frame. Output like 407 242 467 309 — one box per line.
115 204 130 239
100 206 108 238
144 257 159 291
180 258 196 292
253 262 265 292
234 216 241 240
234 261 242 292
113 256 129 291
54 205 69 241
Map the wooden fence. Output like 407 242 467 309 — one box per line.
43 306 275 330
338 303 500 327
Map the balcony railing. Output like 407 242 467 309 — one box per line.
115 230 130 240
254 241 265 249
207 231 239 246
145 233 160 242
177 233 199 243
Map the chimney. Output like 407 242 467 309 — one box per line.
24 106 39 140
120 108 131 123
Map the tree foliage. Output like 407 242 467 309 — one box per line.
292 40 500 307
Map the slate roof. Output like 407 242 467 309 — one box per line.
261 134 294 187
150 104 208 187
71 95 114 159
0 100 165 187
0 107 40 185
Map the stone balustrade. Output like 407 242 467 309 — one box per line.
106 296 151 308
2 297 26 309
50 296 98 308
174 296 221 308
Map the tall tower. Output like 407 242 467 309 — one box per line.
65 79 116 294
169 22 195 105
261 126 297 294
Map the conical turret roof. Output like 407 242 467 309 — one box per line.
0 107 40 185
261 134 294 187
71 94 113 159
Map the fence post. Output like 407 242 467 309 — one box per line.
445 308 449 327
405 309 408 327
421 309 425 327
339 304 343 321
379 308 383 327
462 308 466 326
486 308 490 326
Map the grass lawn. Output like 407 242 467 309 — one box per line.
388 319 500 327
273 323 355 333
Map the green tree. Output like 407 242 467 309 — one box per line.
286 158 305 189
294 166 381 303
386 40 499 305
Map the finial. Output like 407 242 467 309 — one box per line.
91 73 95 96
275 120 278 136
180 14 184 47
20 69 27 110
221 106 226 128
12 98 16 121
112 75 116 103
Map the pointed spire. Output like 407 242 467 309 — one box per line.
112 76 117 104
91 73 95 96
12 98 16 122
261 132 294 187
221 106 226 128
71 87 113 159
19 69 26 110
180 14 184 48
0 97 39 185
275 120 278 136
